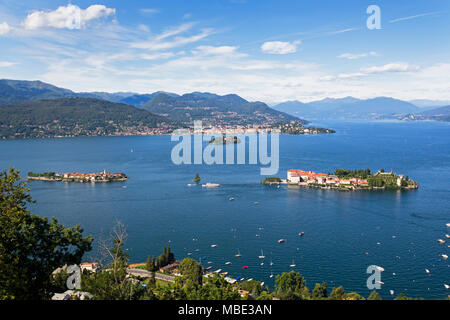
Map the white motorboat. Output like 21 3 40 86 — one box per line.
202 183 220 188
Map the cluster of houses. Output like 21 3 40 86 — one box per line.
287 169 370 187
61 170 127 182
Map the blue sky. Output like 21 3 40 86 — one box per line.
0 0 449 103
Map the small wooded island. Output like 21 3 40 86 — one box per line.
27 170 127 183
263 168 418 190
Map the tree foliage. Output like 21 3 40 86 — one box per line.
0 168 93 300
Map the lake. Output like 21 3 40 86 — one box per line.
0 120 449 299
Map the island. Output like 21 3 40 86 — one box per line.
209 136 241 144
263 168 418 190
27 170 127 183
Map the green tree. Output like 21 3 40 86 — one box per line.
367 290 382 300
239 280 263 298
179 258 203 287
311 282 328 299
330 286 347 300
274 271 310 300
0 168 93 300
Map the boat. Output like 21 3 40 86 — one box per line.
187 252 192 256
241 278 245 281
298 232 305 237
258 250 265 259
213 269 222 273
270 258 274 266
446 223 450 227
211 244 217 248
375 266 385 272
247 278 253 281
269 273 274 278
444 284 450 289
260 262 264 266
261 282 264 287
441 254 448 260
207 261 212 264
221 272 228 276
242 266 248 269
278 239 285 243
425 269 430 274
229 197 235 201
290 258 296 268
235 249 242 258
390 290 395 295
205 266 213 271
225 262 231 265
195 249 200 252
446 234 450 239
202 183 220 188
437 239 446 244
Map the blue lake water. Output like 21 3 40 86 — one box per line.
0 120 449 299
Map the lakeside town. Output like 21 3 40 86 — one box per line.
263 168 419 190
27 170 127 183
182 121 335 135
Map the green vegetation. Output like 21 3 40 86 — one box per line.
334 168 372 179
145 246 175 272
178 258 203 287
262 177 281 184
0 168 93 300
333 168 418 190
27 171 56 178
0 98 176 139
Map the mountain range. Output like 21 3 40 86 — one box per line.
0 79 305 138
272 97 423 120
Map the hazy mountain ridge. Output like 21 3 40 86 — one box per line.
272 97 421 120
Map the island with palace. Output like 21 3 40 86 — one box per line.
263 168 418 190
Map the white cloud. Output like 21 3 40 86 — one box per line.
0 22 11 35
328 28 358 35
0 61 17 67
338 52 377 60
130 27 213 50
192 45 239 56
361 62 419 74
23 4 115 30
389 11 441 24
261 41 300 54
